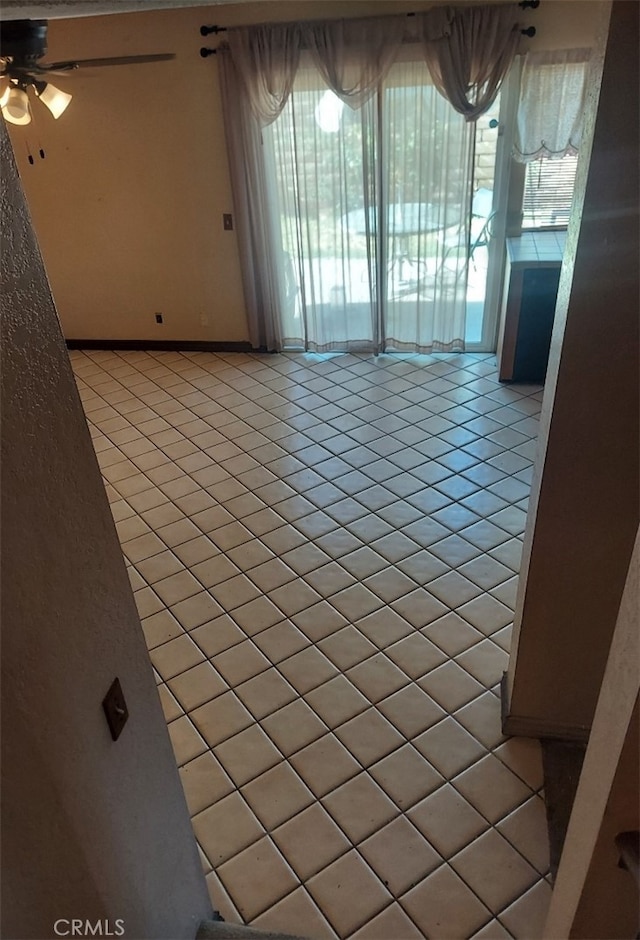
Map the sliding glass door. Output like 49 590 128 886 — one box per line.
264 55 476 353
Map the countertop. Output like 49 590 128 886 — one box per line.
507 230 567 266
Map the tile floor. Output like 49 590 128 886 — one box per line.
72 348 551 940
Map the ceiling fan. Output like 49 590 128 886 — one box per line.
0 19 175 125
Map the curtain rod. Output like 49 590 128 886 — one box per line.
200 1 538 57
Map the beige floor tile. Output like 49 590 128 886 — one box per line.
190 615 245 658
251 886 337 939
322 772 398 843
458 593 513 636
153 569 202 606
189 554 241 588
168 661 227 712
193 792 265 868
459 554 514 590
335 707 404 767
307 850 392 938
248 558 298 592
454 690 507 750
141 609 183 650
280 543 334 575
329 583 385 621
157 518 202 548
400 864 492 939
453 754 533 824
149 634 205 680
451 828 539 914
80 352 546 940
167 715 208 766
346 653 409 703
363 566 418 603
360 815 441 896
179 751 234 815
236 669 298 720
157 684 182 722
214 724 282 787
318 626 377 671
242 761 315 830
170 591 224 630
304 675 369 729
496 795 550 874
272 803 350 880
370 744 443 810
350 902 423 940
456 638 509 688
428 570 483 607
377 683 445 739
134 586 165 619
414 717 487 779
290 733 360 797
254 620 310 664
293 601 349 642
269 581 323 618
173 535 220 567
214 640 270 686
278 647 338 694
423 611 484 656
354 607 413 648
262 699 327 757
385 632 447 679
191 691 254 747
419 660 485 712
391 588 449 628
210 573 261 611
218 836 298 923
136 550 183 584
408 783 488 857
498 878 551 938
471 918 514 938
232 595 286 635
226 538 275 571
303 561 357 597
494 738 544 792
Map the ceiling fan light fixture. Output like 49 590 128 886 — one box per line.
36 82 72 120
2 85 31 125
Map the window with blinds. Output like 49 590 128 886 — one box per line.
522 153 579 229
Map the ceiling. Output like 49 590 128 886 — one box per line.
0 0 256 20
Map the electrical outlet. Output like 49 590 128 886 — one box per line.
155 313 163 324
223 213 233 231
200 314 209 327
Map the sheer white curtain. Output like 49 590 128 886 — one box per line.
263 55 472 353
264 63 379 352
383 58 472 352
514 48 591 162
218 5 520 351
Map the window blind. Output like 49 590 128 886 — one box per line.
522 153 578 229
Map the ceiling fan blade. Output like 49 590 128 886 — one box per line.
41 54 176 70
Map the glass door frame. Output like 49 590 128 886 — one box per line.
465 60 522 353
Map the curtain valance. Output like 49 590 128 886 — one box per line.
221 3 523 126
514 48 591 162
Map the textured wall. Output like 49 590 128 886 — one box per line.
0 120 211 939
506 0 639 736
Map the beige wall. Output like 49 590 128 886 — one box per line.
0 120 211 938
505 0 639 738
6 0 603 343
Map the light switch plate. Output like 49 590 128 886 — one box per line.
103 677 129 742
